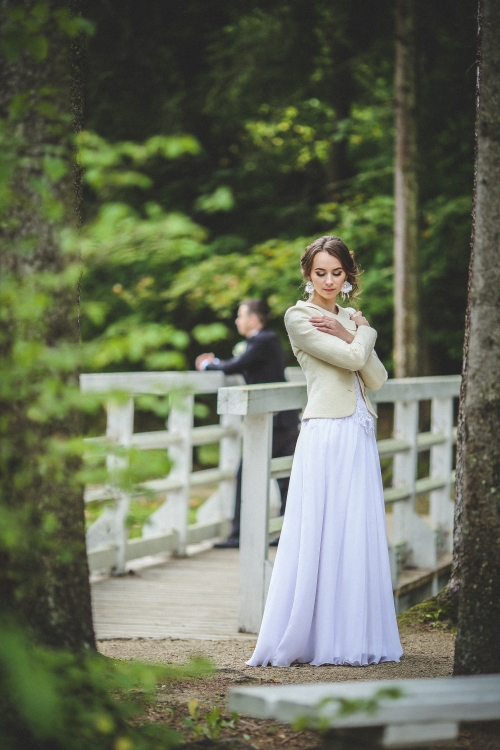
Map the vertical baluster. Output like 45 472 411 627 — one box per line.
393 399 436 569
430 396 454 554
217 413 242 521
239 412 273 634
392 399 418 545
106 397 134 575
166 393 194 556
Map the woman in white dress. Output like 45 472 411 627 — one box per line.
247 235 403 667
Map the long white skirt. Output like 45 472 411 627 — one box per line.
247 388 403 667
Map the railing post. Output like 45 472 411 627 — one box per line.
239 412 273 633
430 396 454 554
106 397 134 575
393 399 436 569
141 393 193 554
217 413 242 520
165 393 193 556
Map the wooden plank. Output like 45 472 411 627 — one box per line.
125 531 178 561
218 382 307 416
91 548 255 640
377 438 411 457
80 370 228 395
190 468 234 487
228 674 500 728
186 519 231 545
417 431 446 450
191 424 240 446
369 375 461 403
270 455 293 478
268 516 284 535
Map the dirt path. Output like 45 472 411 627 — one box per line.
98 627 455 683
98 624 500 750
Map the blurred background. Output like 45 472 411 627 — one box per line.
79 0 476 381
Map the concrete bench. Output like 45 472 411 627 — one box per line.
229 675 500 748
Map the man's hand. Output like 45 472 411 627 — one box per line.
350 311 370 327
309 316 355 343
195 353 215 371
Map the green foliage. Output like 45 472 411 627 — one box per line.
1 3 94 63
0 621 212 750
292 687 404 733
397 593 457 632
183 699 239 741
83 0 475 375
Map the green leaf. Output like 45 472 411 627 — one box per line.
26 35 48 60
42 156 67 182
195 186 235 213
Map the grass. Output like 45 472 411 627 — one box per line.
397 592 457 632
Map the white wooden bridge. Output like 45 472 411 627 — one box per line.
83 369 460 639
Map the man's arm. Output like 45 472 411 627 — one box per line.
203 337 267 375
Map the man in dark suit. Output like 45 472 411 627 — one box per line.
196 299 299 547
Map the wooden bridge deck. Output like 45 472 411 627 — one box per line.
91 545 451 641
91 547 258 641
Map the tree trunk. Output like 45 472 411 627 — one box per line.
393 0 419 377
453 0 500 675
0 1 95 650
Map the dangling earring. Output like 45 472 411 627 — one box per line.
341 281 353 301
305 280 314 295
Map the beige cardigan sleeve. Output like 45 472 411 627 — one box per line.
358 350 388 391
285 306 377 371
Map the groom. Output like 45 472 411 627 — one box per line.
196 299 299 547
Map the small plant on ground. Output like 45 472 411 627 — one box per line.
397 592 457 632
183 699 239 741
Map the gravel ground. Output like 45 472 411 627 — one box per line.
98 628 455 683
98 626 500 750
98 627 500 750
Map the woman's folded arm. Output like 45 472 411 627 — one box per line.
358 350 388 391
285 307 377 371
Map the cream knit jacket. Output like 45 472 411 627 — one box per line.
284 300 388 420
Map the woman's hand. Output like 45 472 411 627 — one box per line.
350 311 370 327
309 316 355 343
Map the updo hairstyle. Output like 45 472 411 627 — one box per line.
300 235 362 302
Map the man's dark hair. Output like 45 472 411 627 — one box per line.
241 298 270 326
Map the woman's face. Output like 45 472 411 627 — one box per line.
308 251 347 303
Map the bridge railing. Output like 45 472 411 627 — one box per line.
81 371 243 574
217 372 461 633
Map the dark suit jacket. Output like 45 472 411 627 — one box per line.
205 327 299 448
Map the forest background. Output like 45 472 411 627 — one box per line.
80 0 477 382
0 1 486 744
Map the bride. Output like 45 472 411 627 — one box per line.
247 235 402 667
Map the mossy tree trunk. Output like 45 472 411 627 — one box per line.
0 1 95 650
453 0 500 675
393 0 419 377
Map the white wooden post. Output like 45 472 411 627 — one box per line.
239 412 273 633
217 413 242 519
393 399 436 569
106 397 134 575
166 395 193 556
430 397 454 554
143 393 194 556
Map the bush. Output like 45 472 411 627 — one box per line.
0 621 212 750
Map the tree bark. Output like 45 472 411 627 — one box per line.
453 0 500 675
393 0 419 377
0 1 95 650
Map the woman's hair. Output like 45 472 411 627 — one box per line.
241 298 270 326
300 235 362 301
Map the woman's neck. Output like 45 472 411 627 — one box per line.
310 293 339 314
